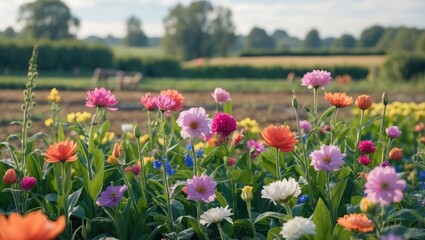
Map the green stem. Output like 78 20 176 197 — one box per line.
61 162 71 239
88 107 101 179
361 165 367 192
313 87 321 145
275 148 281 180
216 223 225 240
246 201 258 239
11 184 23 214
136 137 147 196
283 202 292 218
354 110 365 172
330 107 338 144
147 110 154 151
162 162 174 233
326 171 335 227
191 138 198 176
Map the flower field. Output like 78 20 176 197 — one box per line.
1 48 425 240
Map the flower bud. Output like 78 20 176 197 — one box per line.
360 197 377 214
355 95 373 110
358 155 371 166
229 157 236 166
241 186 253 202
292 91 298 109
21 176 37 190
134 124 142 139
382 92 388 106
389 147 403 161
3 169 18 184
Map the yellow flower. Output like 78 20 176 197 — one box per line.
107 156 119 165
67 113 76 123
47 88 61 102
241 186 253 202
75 111 91 123
101 132 115 145
44 118 53 127
143 156 155 165
158 137 164 146
238 117 261 133
360 197 377 214
194 142 205 151
126 132 135 139
139 134 149 145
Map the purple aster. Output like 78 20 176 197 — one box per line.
310 144 346 171
247 140 265 159
301 70 332 89
358 140 376 154
176 107 212 139
299 120 312 134
365 166 406 206
21 176 37 190
386 126 402 139
186 174 217 203
96 185 127 208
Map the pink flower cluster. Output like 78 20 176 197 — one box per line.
301 70 332 89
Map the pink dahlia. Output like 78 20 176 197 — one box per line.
247 140 265 159
365 166 406 206
301 70 332 89
358 155 371 166
21 176 37 190
141 92 157 111
310 144 346 171
186 174 217 203
85 87 119 111
160 89 184 111
211 112 237 137
176 107 212 139
153 95 176 111
211 87 231 105
386 126 402 139
358 140 376 154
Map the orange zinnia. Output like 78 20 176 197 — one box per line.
355 95 373 110
324 92 353 108
44 140 78 163
337 213 374 233
0 210 65 240
261 124 298 152
160 89 185 111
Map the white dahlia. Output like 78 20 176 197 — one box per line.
261 178 301 205
200 206 233 226
280 217 316 240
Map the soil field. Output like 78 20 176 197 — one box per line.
0 89 423 141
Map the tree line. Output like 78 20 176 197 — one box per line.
1 0 425 61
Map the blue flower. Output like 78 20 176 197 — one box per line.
185 144 193 151
418 170 425 180
184 153 193 167
394 164 403 173
153 160 162 169
195 149 204 158
297 194 308 204
165 161 176 176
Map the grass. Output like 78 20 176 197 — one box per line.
184 55 386 68
1 74 425 95
111 46 164 58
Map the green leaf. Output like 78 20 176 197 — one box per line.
313 198 332 240
318 107 336 125
215 191 229 207
332 224 352 240
88 165 104 201
331 179 347 217
92 149 104 173
232 219 251 229
267 226 282 240
67 188 82 219
223 101 232 114
255 211 286 224
58 123 65 141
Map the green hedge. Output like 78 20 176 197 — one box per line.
0 40 114 72
381 53 425 81
239 49 386 57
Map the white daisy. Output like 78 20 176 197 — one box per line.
261 178 301 205
280 217 316 240
121 123 133 133
200 206 233 226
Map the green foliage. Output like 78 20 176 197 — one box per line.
125 16 148 47
358 25 386 48
245 27 275 49
381 53 425 81
238 49 386 57
303 29 321 49
333 34 357 49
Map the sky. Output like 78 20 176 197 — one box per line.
1 0 425 39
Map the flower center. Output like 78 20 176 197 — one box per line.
381 183 389 190
197 186 206 194
189 121 199 130
324 157 331 163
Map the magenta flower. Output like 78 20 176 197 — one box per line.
386 126 402 139
85 87 119 111
176 107 212 139
21 176 37 190
247 140 265 158
310 144 346 171
186 174 216 203
358 155 371 166
141 92 157 111
211 87 231 105
300 120 312 134
358 140 376 154
365 166 406 206
96 185 127 208
153 95 176 111
381 160 391 167
211 112 237 137
125 164 141 175
301 70 332 89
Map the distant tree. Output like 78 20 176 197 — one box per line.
322 37 336 49
416 32 425 53
358 25 385 48
18 0 79 40
376 28 398 50
333 34 356 49
303 29 321 49
272 30 288 42
125 16 148 47
245 27 275 49
162 1 235 60
1 27 17 38
390 27 420 52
